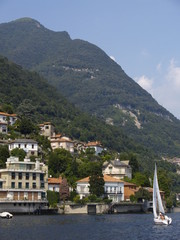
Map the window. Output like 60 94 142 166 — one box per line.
40 174 44 181
18 172 22 180
26 173 29 180
45 126 49 129
18 182 22 188
110 187 112 193
114 187 117 193
31 151 34 155
32 182 36 189
40 182 44 188
11 182 15 188
0 182 3 188
33 173 36 180
41 192 46 199
26 182 29 189
11 172 15 180
32 144 34 149
18 144 21 148
25 144 27 148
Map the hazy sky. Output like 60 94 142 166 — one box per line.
0 0 180 119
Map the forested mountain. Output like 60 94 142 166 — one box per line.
0 18 180 156
0 56 140 153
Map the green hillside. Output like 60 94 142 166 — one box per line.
0 18 180 156
0 56 140 153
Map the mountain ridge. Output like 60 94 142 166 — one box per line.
0 18 180 156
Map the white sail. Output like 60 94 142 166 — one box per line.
153 164 165 219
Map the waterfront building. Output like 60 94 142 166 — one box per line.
0 156 48 213
48 177 62 192
9 139 38 157
102 159 132 179
124 182 137 201
76 174 124 202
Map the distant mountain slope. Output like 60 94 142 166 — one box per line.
0 18 180 156
0 56 139 153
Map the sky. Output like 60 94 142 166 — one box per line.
0 0 180 119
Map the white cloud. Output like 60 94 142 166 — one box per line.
166 59 180 89
134 59 180 119
156 62 162 72
135 75 153 92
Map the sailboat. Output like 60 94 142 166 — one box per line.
153 164 172 225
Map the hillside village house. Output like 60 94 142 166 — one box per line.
39 122 55 139
76 174 124 203
102 159 132 180
0 122 8 134
0 112 17 126
86 141 104 155
48 177 62 192
9 139 38 157
50 136 74 153
0 156 48 202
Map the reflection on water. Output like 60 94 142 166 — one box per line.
0 213 179 240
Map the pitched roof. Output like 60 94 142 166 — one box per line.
103 159 131 168
86 141 102 147
77 174 124 183
9 139 37 144
48 177 62 184
0 112 17 117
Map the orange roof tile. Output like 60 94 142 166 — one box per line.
0 112 17 117
77 174 124 183
48 177 62 184
86 141 102 147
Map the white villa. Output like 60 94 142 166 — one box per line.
0 112 17 126
86 141 104 155
50 136 74 153
48 177 62 192
102 159 132 179
9 139 38 157
76 174 124 203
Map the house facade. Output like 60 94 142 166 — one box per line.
0 156 48 202
48 177 62 192
76 174 124 203
85 141 104 155
124 182 137 201
0 112 17 126
102 159 132 179
39 122 55 138
9 139 38 157
0 122 8 134
50 136 74 153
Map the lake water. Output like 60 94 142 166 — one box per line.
0 213 179 240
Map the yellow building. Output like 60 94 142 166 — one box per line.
0 156 48 202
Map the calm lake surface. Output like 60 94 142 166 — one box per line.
0 213 179 240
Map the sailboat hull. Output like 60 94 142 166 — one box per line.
154 216 172 225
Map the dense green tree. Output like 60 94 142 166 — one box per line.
19 117 35 135
11 148 26 161
89 163 104 197
132 172 150 187
0 145 9 168
48 149 72 176
134 188 151 202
